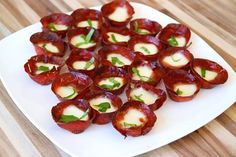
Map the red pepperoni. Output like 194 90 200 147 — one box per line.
112 101 157 137
190 58 228 89
158 23 191 47
24 55 64 85
129 18 162 36
30 31 66 57
128 35 165 60
71 8 103 29
40 13 73 38
51 72 93 101
126 82 167 111
51 99 94 134
94 66 129 95
98 45 135 70
66 49 100 78
101 0 134 26
163 70 201 102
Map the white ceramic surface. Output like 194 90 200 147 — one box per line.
0 3 236 157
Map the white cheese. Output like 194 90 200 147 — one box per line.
77 20 99 29
194 67 218 81
89 97 117 113
134 43 158 55
174 84 197 97
38 43 59 53
98 77 124 90
35 62 59 74
162 52 189 67
72 61 95 70
108 7 129 22
175 36 186 47
53 24 68 31
121 109 147 127
63 105 89 121
130 87 158 105
107 53 132 67
132 65 153 82
56 86 78 99
107 32 130 43
71 35 96 49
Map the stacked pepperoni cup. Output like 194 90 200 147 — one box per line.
23 0 228 137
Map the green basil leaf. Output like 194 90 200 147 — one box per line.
108 77 121 88
134 21 139 33
176 88 183 95
140 46 151 54
48 23 57 31
168 36 178 47
111 57 124 66
59 115 79 123
78 108 90 120
134 94 144 102
64 88 77 99
123 122 137 128
111 34 118 43
38 65 50 72
85 28 95 43
94 102 111 112
100 84 114 90
84 57 95 70
201 68 206 78
87 19 93 27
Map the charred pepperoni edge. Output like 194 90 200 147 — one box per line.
159 47 194 70
129 60 164 86
128 35 165 60
101 26 130 46
66 49 100 78
71 8 103 29
51 99 94 134
24 55 64 85
112 101 157 137
101 0 134 26
94 66 129 95
51 72 93 101
163 70 201 102
40 13 73 38
98 45 134 70
85 90 122 124
67 27 101 51
126 82 167 111
30 31 66 57
130 18 162 36
190 58 228 89
158 23 191 47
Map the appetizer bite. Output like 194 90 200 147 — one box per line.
66 49 100 77
130 18 162 36
71 8 103 29
30 31 66 57
126 83 167 111
51 99 94 134
112 101 157 137
87 90 122 124
163 70 201 102
159 47 193 70
102 26 130 46
67 27 101 51
24 55 64 85
40 13 73 37
190 58 228 89
129 60 164 86
101 0 134 26
98 45 134 69
128 35 164 60
94 66 129 95
51 72 93 101
158 23 191 47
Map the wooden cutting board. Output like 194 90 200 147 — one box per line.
0 0 235 156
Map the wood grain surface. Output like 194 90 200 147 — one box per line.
0 0 235 157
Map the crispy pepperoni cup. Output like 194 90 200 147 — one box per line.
101 0 134 26
24 55 64 85
102 26 130 46
86 90 122 124
158 23 191 47
51 99 94 134
30 31 66 57
66 49 100 77
126 82 167 111
130 18 162 36
94 66 129 95
67 27 101 51
163 70 201 102
159 47 193 70
71 8 103 29
40 13 73 37
98 45 135 70
51 72 93 101
112 101 157 137
129 60 164 86
128 35 165 60
190 58 228 89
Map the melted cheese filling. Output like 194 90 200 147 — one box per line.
163 52 189 67
130 87 158 105
63 105 89 121
77 20 99 29
175 36 186 47
134 43 158 55
121 109 147 127
107 32 130 43
89 97 117 113
35 62 58 74
194 67 218 81
56 86 78 99
132 65 153 81
71 35 96 49
72 61 95 70
174 84 197 97
98 77 124 90
108 7 129 22
107 53 132 67
38 43 59 53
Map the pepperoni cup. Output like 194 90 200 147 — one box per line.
112 101 157 137
51 72 93 101
40 13 73 37
24 55 64 85
190 58 228 89
51 99 94 134
163 70 201 102
30 31 66 57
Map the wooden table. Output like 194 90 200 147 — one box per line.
0 0 235 156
